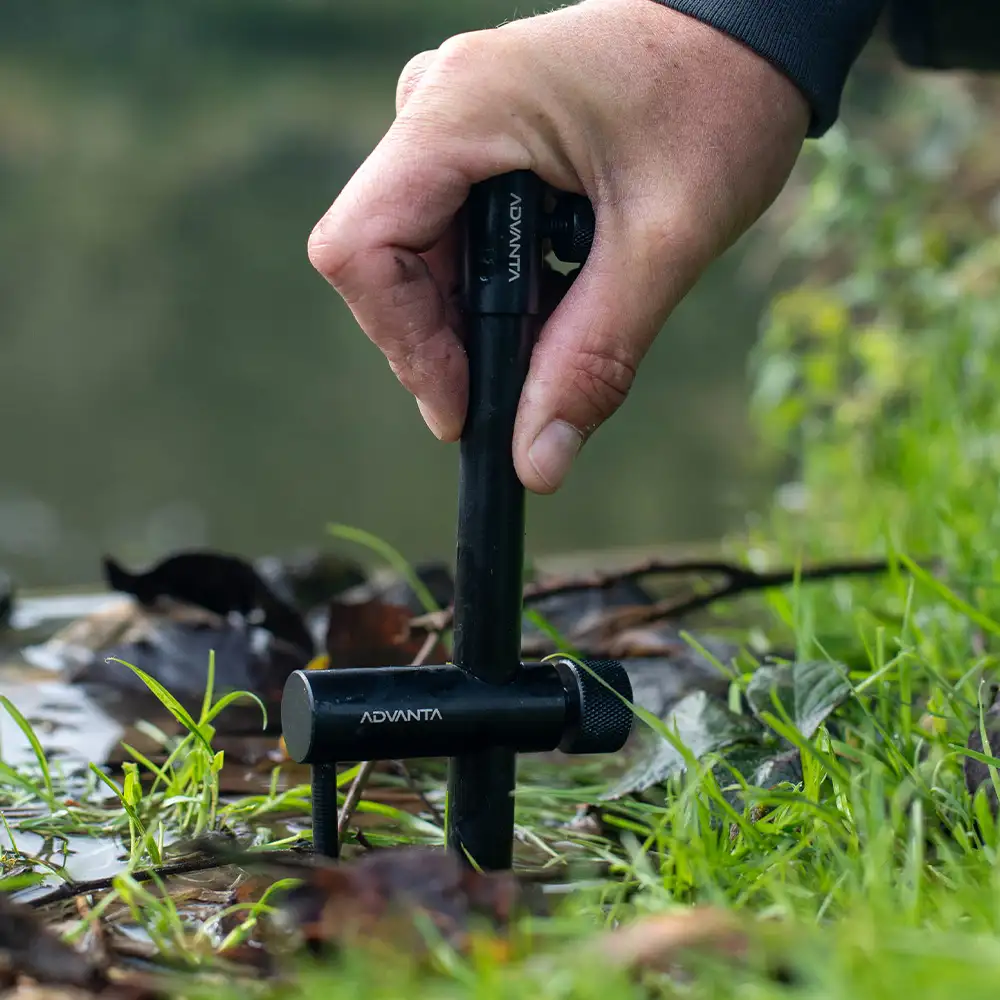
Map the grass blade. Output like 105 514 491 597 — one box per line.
898 553 1000 638
0 696 53 802
204 690 268 729
107 658 213 753
88 764 162 866
200 649 216 725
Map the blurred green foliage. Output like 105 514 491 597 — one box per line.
750 73 1000 601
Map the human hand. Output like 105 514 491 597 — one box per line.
307 0 809 493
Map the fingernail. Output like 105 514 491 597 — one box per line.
527 420 583 490
416 398 447 440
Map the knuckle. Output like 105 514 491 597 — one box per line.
434 29 496 72
306 223 351 286
396 49 437 110
569 345 637 427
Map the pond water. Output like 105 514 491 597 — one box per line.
0 1 779 592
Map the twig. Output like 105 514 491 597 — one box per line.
28 856 228 908
584 557 900 636
75 894 109 968
336 630 441 841
411 556 909 636
336 760 379 841
391 761 445 828
522 558 776 603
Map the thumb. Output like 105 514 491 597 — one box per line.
512 212 704 494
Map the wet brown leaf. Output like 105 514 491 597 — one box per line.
102 551 314 656
0 894 105 991
325 598 446 669
67 620 304 734
276 846 520 958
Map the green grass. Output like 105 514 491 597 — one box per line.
12 513 1000 998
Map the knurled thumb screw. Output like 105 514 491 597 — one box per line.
544 194 596 264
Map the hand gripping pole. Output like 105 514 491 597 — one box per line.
281 172 634 869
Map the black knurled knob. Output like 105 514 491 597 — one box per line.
547 195 595 264
554 657 634 754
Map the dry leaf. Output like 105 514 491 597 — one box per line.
325 598 446 668
275 846 520 957
594 906 749 974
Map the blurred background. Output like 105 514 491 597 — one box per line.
0 0 989 590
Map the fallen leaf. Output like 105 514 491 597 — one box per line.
336 562 455 616
41 605 306 733
374 562 455 614
521 578 655 652
0 893 105 991
745 660 852 738
103 550 314 656
595 906 749 974
562 805 605 837
749 747 804 789
325 598 446 669
724 748 805 839
240 846 523 959
603 690 762 799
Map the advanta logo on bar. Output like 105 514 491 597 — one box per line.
360 708 444 724
508 192 522 282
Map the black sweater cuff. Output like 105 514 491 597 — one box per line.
650 0 886 137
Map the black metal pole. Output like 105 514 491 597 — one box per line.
281 174 604 868
310 762 340 858
446 171 543 870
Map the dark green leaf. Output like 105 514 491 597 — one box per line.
746 660 851 738
602 690 761 799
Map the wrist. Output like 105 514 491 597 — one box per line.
646 0 885 136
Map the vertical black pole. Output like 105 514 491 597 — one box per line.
446 171 543 870
311 762 340 858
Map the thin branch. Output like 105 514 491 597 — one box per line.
75 894 110 969
411 556 913 635
28 856 227 908
337 630 441 841
336 760 378 841
391 760 445 828
519 558 761 603
588 557 900 636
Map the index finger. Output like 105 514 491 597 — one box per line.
306 116 531 441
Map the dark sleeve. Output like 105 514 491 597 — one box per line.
890 0 1000 71
650 0 886 138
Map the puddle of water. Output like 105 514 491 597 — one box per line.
5 830 126 902
11 591 124 635
0 676 124 770
0 668 130 900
